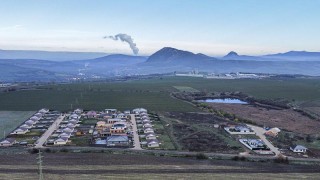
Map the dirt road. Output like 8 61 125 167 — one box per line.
247 124 281 156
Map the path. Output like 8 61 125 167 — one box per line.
247 124 281 156
34 114 65 148
130 114 142 150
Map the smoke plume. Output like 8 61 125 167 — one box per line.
104 33 139 55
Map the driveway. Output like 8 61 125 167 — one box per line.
130 114 142 150
247 124 281 156
34 114 65 148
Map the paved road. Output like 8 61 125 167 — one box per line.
130 114 142 150
247 124 281 156
34 114 65 148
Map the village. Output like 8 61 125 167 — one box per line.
0 108 309 158
0 108 160 150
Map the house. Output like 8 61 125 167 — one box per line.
69 114 80 120
265 127 281 137
54 137 69 145
0 138 16 147
66 123 76 128
107 118 123 124
20 123 33 129
132 108 147 114
116 113 127 119
59 132 72 138
74 108 83 114
63 127 74 133
38 108 49 114
105 109 117 114
124 110 131 115
234 125 252 133
106 135 129 147
239 139 269 150
96 121 107 128
224 125 255 135
290 145 308 153
145 133 157 140
34 112 43 118
143 123 153 128
25 120 36 125
11 127 29 134
142 119 151 124
112 122 127 129
30 116 40 121
86 111 97 118
141 115 149 120
110 123 126 134
69 119 78 124
144 127 154 134
147 139 160 148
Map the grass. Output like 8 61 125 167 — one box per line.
69 136 91 146
0 111 35 138
173 86 200 92
152 119 176 150
81 118 100 125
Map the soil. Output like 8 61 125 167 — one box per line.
207 103 320 134
0 153 320 175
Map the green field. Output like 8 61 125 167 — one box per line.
173 86 200 92
0 76 319 113
0 111 35 137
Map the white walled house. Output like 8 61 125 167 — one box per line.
290 145 308 153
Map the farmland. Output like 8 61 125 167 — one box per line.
0 152 320 179
0 76 319 113
0 111 35 136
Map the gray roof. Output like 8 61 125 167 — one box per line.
147 139 159 144
292 145 307 150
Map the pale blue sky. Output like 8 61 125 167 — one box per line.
0 0 319 56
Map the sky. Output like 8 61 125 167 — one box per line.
0 0 320 56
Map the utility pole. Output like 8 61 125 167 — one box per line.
37 149 44 180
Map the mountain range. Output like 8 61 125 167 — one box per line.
0 47 320 82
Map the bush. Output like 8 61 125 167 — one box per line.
60 148 69 153
232 156 239 161
196 153 208 160
274 156 289 164
29 148 39 154
44 148 52 153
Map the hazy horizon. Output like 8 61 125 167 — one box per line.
1 0 320 56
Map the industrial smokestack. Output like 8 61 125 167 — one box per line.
104 33 139 55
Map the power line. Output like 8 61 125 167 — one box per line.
36 149 44 180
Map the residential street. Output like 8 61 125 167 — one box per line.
247 124 281 156
34 114 65 148
130 114 142 150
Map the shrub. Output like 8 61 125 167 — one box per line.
274 156 289 164
29 148 39 154
196 153 208 160
232 156 239 161
60 148 69 153
44 148 52 153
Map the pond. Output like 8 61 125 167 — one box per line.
198 98 248 104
